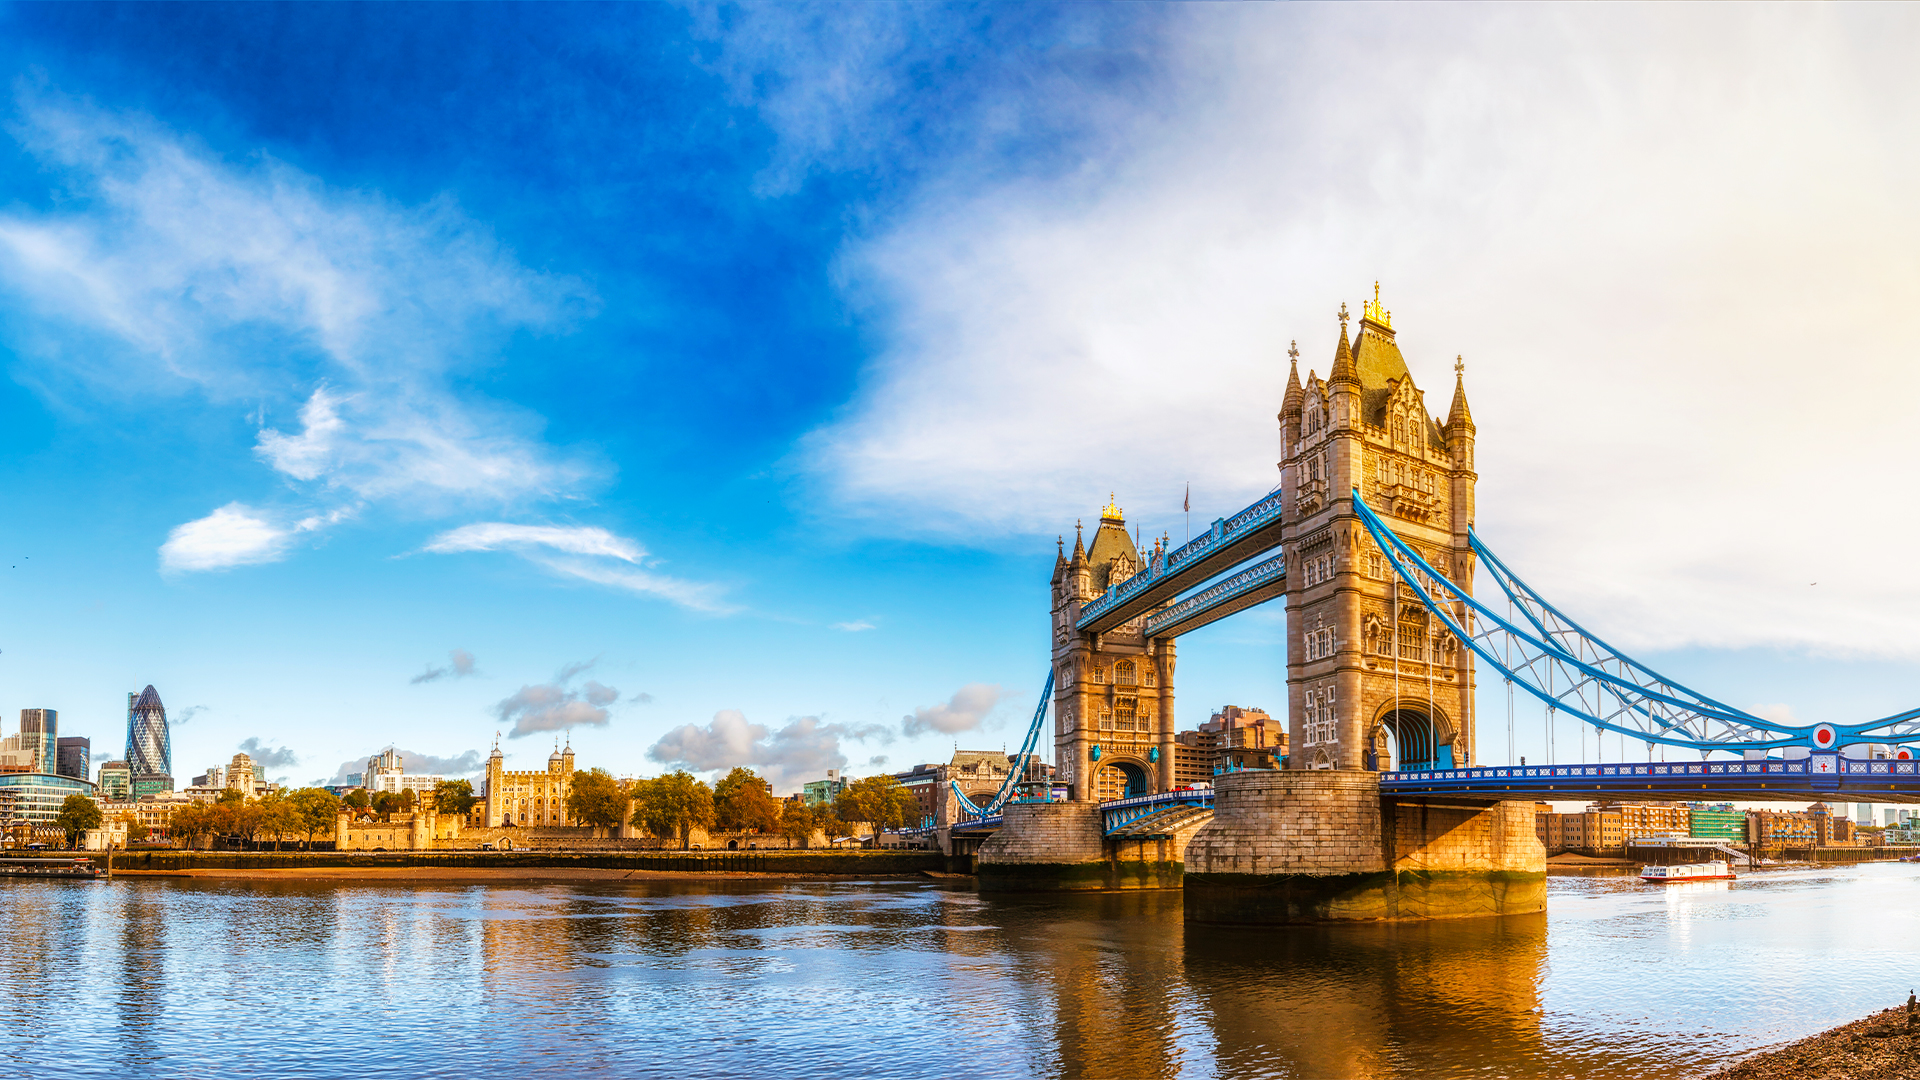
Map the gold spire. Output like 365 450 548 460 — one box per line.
1446 355 1474 430
1330 303 1357 386
1101 493 1123 522
1362 280 1392 329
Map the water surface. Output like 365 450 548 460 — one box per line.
3 864 1915 1078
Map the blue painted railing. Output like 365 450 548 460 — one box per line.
1143 551 1287 638
1380 754 1920 797
1076 487 1285 630
1100 789 1213 833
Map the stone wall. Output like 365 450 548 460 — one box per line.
1184 770 1546 923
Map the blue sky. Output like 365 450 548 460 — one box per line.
1 4 1917 792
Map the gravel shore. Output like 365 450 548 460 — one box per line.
1708 1004 1920 1079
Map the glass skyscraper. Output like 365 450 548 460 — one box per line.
18 709 55 775
125 685 172 796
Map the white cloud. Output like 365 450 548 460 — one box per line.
159 504 291 572
832 620 876 632
494 661 621 739
901 683 1004 737
0 92 599 565
411 648 479 685
647 710 894 795
791 5 1920 658
422 523 732 612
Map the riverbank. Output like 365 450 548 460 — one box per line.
1706 1003 1920 1079
101 849 947 880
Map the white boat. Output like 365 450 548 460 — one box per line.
1640 859 1735 883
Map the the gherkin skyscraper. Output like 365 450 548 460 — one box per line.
125 685 172 797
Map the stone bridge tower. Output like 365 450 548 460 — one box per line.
1277 287 1477 772
1050 499 1177 802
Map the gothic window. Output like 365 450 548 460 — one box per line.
1368 551 1385 579
1093 666 1106 684
1144 666 1157 687
1116 697 1137 732
1116 660 1137 685
1100 709 1113 730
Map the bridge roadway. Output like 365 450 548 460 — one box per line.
1076 488 1286 636
1379 754 1920 803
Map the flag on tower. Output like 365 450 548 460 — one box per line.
1183 484 1190 513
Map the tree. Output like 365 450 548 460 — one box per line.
370 789 416 818
713 768 780 834
258 793 300 851
776 801 821 848
567 769 627 830
54 794 102 847
432 779 478 820
631 771 715 849
286 788 341 848
834 775 920 844
343 789 371 813
169 803 213 848
117 813 148 844
217 787 245 806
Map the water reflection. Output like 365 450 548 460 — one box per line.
0 866 1915 1078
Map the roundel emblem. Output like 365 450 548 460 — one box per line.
1812 724 1838 750
1900 748 1913 760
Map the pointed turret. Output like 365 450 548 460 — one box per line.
1051 536 1068 585
1281 340 1304 418
1070 521 1086 566
1445 355 1475 432
1329 302 1357 388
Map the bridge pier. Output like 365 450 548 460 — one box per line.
976 801 1197 891
1183 770 1545 923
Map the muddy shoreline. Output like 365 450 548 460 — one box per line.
1706 1004 1920 1079
109 866 928 883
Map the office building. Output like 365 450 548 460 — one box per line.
19 709 56 774
97 760 132 800
125 685 173 796
362 748 442 796
55 737 89 782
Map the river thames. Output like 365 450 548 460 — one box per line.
2 864 1915 1078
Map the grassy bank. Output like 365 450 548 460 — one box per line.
108 849 943 879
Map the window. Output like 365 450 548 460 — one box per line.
1093 666 1106 684
1116 697 1136 732
1367 552 1385 579
1116 660 1138 686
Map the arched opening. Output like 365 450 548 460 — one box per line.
1095 760 1152 801
727 839 739 851
1378 705 1454 771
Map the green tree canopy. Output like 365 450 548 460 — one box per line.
217 787 245 806
343 789 371 811
567 768 627 829
433 779 478 818
54 794 101 845
713 768 780 834
834 775 921 840
631 771 715 849
285 788 341 848
170 803 215 848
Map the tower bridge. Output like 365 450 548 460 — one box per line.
951 285 1919 921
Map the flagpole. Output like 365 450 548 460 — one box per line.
1184 483 1190 544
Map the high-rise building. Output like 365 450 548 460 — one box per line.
19 709 56 775
125 686 173 797
96 760 132 800
55 737 89 781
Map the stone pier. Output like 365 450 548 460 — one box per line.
976 801 1197 891
1183 769 1545 923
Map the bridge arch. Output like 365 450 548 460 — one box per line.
1369 699 1456 772
1096 757 1154 800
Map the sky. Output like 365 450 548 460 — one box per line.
0 3 1917 794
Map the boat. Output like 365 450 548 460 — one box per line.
1640 859 1735 883
0 857 105 880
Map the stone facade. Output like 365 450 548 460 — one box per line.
1050 499 1178 802
483 740 575 828
1279 288 1478 772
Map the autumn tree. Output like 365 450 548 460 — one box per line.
713 768 780 834
631 771 715 849
432 779 478 819
343 789 371 813
833 775 921 843
54 794 102 846
776 801 821 848
567 768 628 830
285 788 341 848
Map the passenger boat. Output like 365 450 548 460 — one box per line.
0 857 104 880
1640 859 1734 883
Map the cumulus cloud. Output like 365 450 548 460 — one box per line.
495 661 619 738
647 710 894 794
629 692 654 705
901 683 1004 737
411 648 479 685
422 523 731 612
322 747 485 786
0 92 599 570
236 737 298 772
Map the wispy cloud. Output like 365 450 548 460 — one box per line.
0 91 600 570
647 710 893 795
236 737 298 772
901 683 1004 737
423 523 732 612
833 620 876 632
494 660 621 739
411 648 478 685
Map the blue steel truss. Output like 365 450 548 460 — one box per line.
1380 755 1920 803
952 670 1055 821
1352 490 1920 752
1076 487 1286 630
1143 551 1287 638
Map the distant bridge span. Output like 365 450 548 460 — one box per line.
1380 755 1920 804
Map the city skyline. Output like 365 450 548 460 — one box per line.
2 6 1919 792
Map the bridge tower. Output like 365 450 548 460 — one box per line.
1277 287 1478 773
1050 500 1177 802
